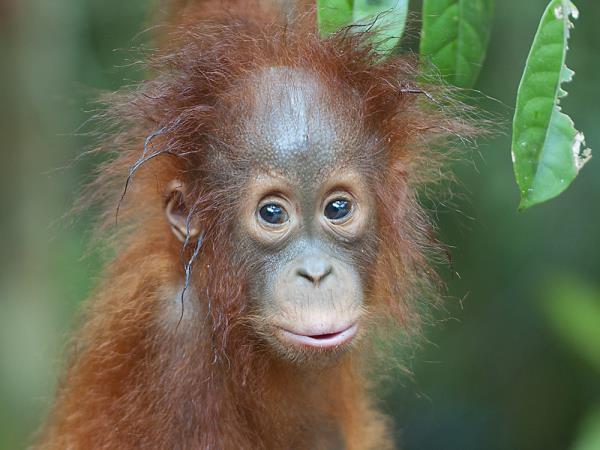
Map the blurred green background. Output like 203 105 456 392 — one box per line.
0 0 598 449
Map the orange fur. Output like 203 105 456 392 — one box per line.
34 1 474 448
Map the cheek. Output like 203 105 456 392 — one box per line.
243 251 290 311
342 231 380 286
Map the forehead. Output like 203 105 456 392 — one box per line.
238 67 364 183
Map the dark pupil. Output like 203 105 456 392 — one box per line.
325 199 351 221
259 204 286 224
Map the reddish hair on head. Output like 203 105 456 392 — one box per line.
35 1 477 449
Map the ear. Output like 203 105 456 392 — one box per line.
165 179 201 242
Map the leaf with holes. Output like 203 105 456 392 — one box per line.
420 0 494 88
352 0 410 54
317 0 354 36
512 0 591 210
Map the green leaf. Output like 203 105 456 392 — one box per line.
512 0 591 210
352 0 410 54
420 0 495 88
317 0 409 54
542 276 600 373
317 0 354 36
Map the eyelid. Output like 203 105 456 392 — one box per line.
257 193 291 208
324 187 353 199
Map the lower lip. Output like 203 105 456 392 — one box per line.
277 323 359 349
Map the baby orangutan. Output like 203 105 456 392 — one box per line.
35 0 470 449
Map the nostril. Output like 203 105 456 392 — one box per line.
321 266 333 280
296 265 333 285
297 270 315 283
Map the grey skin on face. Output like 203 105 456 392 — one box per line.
166 67 383 361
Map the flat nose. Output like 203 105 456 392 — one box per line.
296 257 333 285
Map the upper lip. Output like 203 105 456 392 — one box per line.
276 323 359 349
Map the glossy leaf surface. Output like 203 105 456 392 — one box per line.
420 0 494 88
512 0 590 210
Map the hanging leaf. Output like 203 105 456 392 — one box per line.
512 0 591 210
420 0 495 88
317 0 354 36
352 0 410 54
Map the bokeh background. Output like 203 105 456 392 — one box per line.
0 0 598 449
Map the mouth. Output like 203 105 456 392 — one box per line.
276 323 358 349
